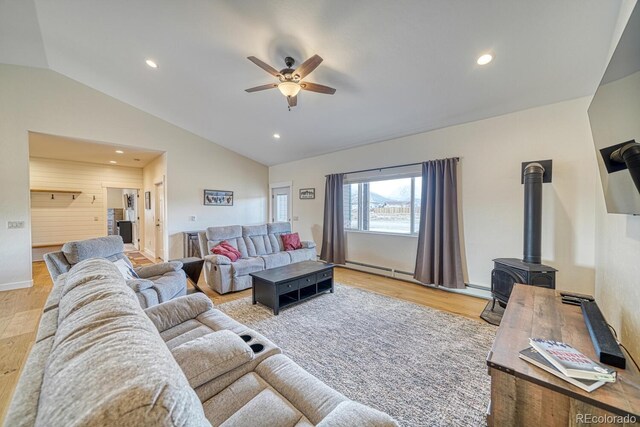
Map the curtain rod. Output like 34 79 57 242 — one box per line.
326 157 460 177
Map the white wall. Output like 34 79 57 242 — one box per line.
591 0 639 361
29 157 143 246
270 98 598 293
106 188 125 209
0 64 268 290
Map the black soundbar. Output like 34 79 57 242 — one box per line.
581 301 626 369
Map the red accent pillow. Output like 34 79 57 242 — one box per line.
211 240 242 262
281 233 303 251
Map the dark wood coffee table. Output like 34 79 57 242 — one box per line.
250 261 334 315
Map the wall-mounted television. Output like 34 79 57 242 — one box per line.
588 3 640 215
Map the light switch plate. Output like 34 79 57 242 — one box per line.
7 221 25 229
293 216 299 221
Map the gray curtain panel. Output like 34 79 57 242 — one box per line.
320 173 346 264
414 158 465 288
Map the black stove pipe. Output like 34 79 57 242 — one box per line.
611 142 640 195
523 163 545 264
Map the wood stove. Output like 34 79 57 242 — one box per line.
491 161 557 309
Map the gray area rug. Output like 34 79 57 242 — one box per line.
218 284 497 426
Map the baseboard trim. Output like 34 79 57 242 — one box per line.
143 249 156 260
342 263 492 300
0 280 33 291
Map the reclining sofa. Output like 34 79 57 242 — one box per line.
43 235 187 308
198 222 317 294
5 258 397 426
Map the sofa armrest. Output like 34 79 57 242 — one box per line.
203 254 232 265
126 278 155 292
301 241 316 249
135 261 183 278
134 261 182 279
171 330 254 388
144 294 213 332
318 401 398 427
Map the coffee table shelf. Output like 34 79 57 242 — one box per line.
251 261 334 315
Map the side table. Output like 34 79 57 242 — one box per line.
171 257 204 292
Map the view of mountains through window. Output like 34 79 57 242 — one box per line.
344 177 422 234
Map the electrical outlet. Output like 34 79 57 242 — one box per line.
190 215 197 221
7 221 25 229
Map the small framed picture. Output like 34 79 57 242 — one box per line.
299 188 315 199
144 191 151 210
204 189 233 206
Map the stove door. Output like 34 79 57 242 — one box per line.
491 267 526 303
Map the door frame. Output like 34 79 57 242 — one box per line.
269 181 292 223
154 179 166 261
101 182 143 250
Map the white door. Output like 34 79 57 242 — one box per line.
271 186 291 223
155 182 165 260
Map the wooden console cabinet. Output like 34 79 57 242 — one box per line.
486 284 640 426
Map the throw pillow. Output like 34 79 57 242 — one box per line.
113 259 139 280
220 241 242 260
212 241 241 262
281 232 302 251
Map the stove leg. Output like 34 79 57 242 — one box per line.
491 298 496 311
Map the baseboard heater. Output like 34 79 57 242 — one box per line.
345 260 414 277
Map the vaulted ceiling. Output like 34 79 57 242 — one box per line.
0 0 623 165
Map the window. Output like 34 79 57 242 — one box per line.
344 175 422 234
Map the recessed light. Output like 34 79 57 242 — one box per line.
109 160 117 164
477 53 493 65
145 59 158 69
273 133 281 139
115 150 124 154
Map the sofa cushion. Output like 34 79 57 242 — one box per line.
172 330 254 388
206 225 249 258
61 235 126 265
281 232 303 251
255 354 347 425
288 248 317 264
243 224 274 256
267 222 291 252
231 257 265 277
36 258 208 426
261 252 291 270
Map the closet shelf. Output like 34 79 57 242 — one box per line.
31 189 83 200
30 189 82 194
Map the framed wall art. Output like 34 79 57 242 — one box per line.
299 188 315 199
204 189 233 206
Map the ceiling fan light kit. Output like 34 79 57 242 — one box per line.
245 54 336 110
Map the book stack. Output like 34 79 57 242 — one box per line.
519 338 617 393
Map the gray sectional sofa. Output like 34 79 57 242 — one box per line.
5 258 397 426
43 235 187 308
198 222 317 294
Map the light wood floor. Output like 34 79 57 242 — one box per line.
0 261 488 421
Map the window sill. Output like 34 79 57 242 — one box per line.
345 229 419 238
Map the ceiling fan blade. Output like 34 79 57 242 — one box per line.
287 95 297 107
293 54 323 79
300 82 336 94
245 83 278 93
247 56 281 77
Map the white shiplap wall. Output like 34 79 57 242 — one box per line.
29 157 143 246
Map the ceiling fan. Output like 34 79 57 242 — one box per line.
245 55 336 110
